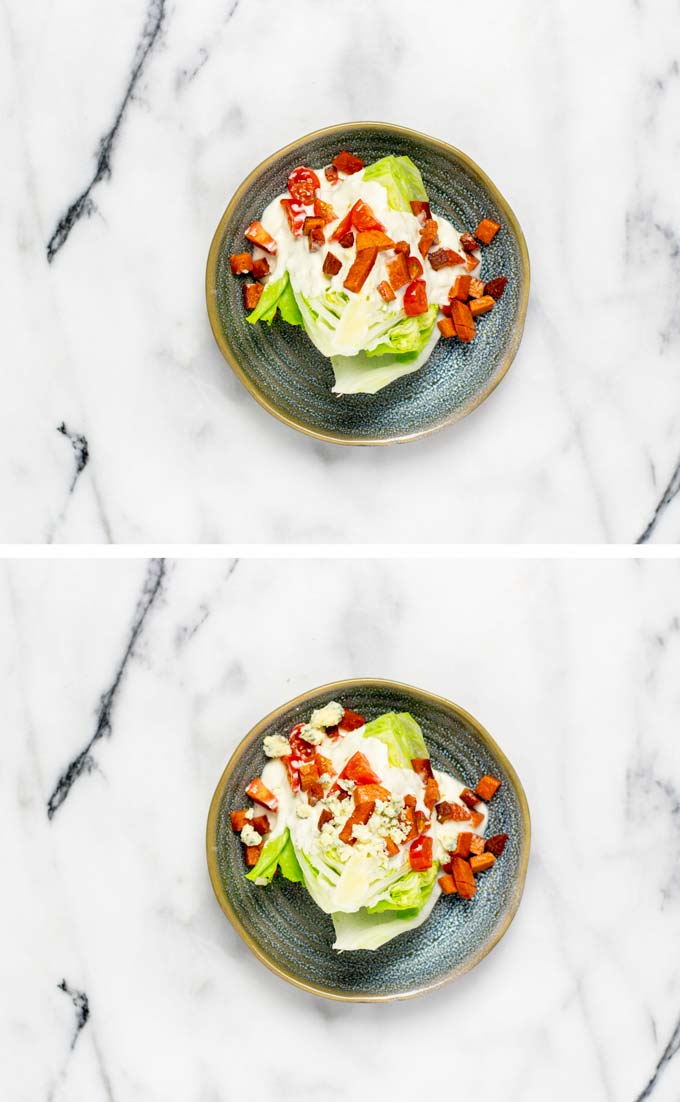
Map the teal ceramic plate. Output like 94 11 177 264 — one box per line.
206 122 530 446
206 679 531 1001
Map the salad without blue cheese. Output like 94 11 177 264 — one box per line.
231 701 508 951
229 150 508 395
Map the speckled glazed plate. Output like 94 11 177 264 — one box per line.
206 679 531 1001
206 122 529 445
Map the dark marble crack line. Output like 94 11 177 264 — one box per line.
46 0 166 262
634 1012 680 1100
57 422 89 494
58 980 90 1050
636 455 680 543
46 559 166 819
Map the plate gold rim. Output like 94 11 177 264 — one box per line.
206 677 531 1001
205 121 530 446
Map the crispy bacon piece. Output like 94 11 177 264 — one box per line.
438 873 457 895
476 775 501 801
309 227 325 251
303 216 325 237
252 257 270 279
453 832 472 858
356 230 394 251
470 295 495 317
469 834 485 856
474 218 501 245
403 279 428 316
340 709 366 731
245 220 277 254
485 276 508 300
318 807 333 830
394 240 410 254
452 856 476 899
339 799 376 845
411 758 434 782
470 852 496 874
424 777 440 812
230 810 250 832
288 166 320 204
378 280 396 302
435 800 456 822
402 794 418 842
469 809 484 829
410 200 432 223
387 252 410 291
322 251 342 277
485 833 508 856
460 787 480 809
354 783 391 806
450 275 471 301
243 283 263 310
338 231 354 249
418 218 439 257
459 231 478 254
280 198 306 237
251 814 270 835
450 802 472 821
464 255 479 274
229 253 253 275
314 198 337 225
384 836 400 857
438 317 455 338
244 844 263 867
414 810 428 835
299 761 324 805
333 150 364 175
428 248 464 270
468 277 485 298
324 164 339 185
407 255 423 280
315 752 334 776
343 247 378 293
450 300 476 343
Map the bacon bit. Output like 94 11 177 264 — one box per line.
229 253 253 275
378 280 396 302
411 758 434 782
407 255 423 280
394 240 410 254
280 198 306 237
470 852 496 874
450 802 472 821
351 199 385 232
468 277 485 298
464 253 480 272
410 200 432 223
244 844 263 867
469 834 485 856
309 227 325 252
353 783 391 806
440 302 452 318
453 832 472 858
343 247 378 293
251 815 270 836
339 799 376 845
474 218 501 245
303 216 325 237
485 276 508 300
245 220 277 254
258 775 288 813
299 761 324 805
252 257 270 279
318 807 333 830
333 150 364 175
387 252 410 291
336 232 353 250
476 775 502 801
418 218 439 257
424 777 440 812
230 810 250 832
324 164 339 185
315 752 334 776
322 251 342 277
450 300 476 343
485 834 508 856
459 231 478 254
469 809 484 829
460 787 480 809
428 248 464 271
384 836 400 857
414 810 428 835
438 317 455 338
469 295 495 317
435 800 455 822
401 795 418 842
450 275 471 301
243 283 263 310
403 279 428 316
340 709 366 731
287 166 320 204
438 873 457 895
356 230 394 251
452 856 476 899
314 198 337 225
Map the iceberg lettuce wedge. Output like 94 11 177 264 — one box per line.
362 155 429 212
246 827 304 885
332 876 441 952
362 711 429 770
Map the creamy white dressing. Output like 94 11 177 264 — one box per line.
256 165 479 359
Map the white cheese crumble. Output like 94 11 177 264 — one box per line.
299 723 324 745
296 803 313 819
240 824 262 847
310 701 344 729
263 734 291 758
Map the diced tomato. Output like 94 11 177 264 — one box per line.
282 756 300 792
324 164 339 185
351 199 385 232
409 834 433 871
333 150 364 175
287 166 320 205
313 198 337 224
280 198 306 237
245 221 277 254
289 725 316 764
403 279 428 316
353 783 391 806
411 757 434 782
340 751 381 785
245 777 278 811
407 255 423 279
339 709 366 732
440 302 452 318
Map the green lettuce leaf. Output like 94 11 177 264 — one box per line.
331 874 441 951
362 712 429 770
365 305 438 358
246 272 303 327
246 827 303 884
362 155 429 212
367 863 439 916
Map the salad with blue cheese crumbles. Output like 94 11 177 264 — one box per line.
229 149 508 395
231 701 508 951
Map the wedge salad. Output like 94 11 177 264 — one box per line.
228 150 508 395
230 701 508 951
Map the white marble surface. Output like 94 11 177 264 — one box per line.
2 557 680 1100
2 0 680 543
